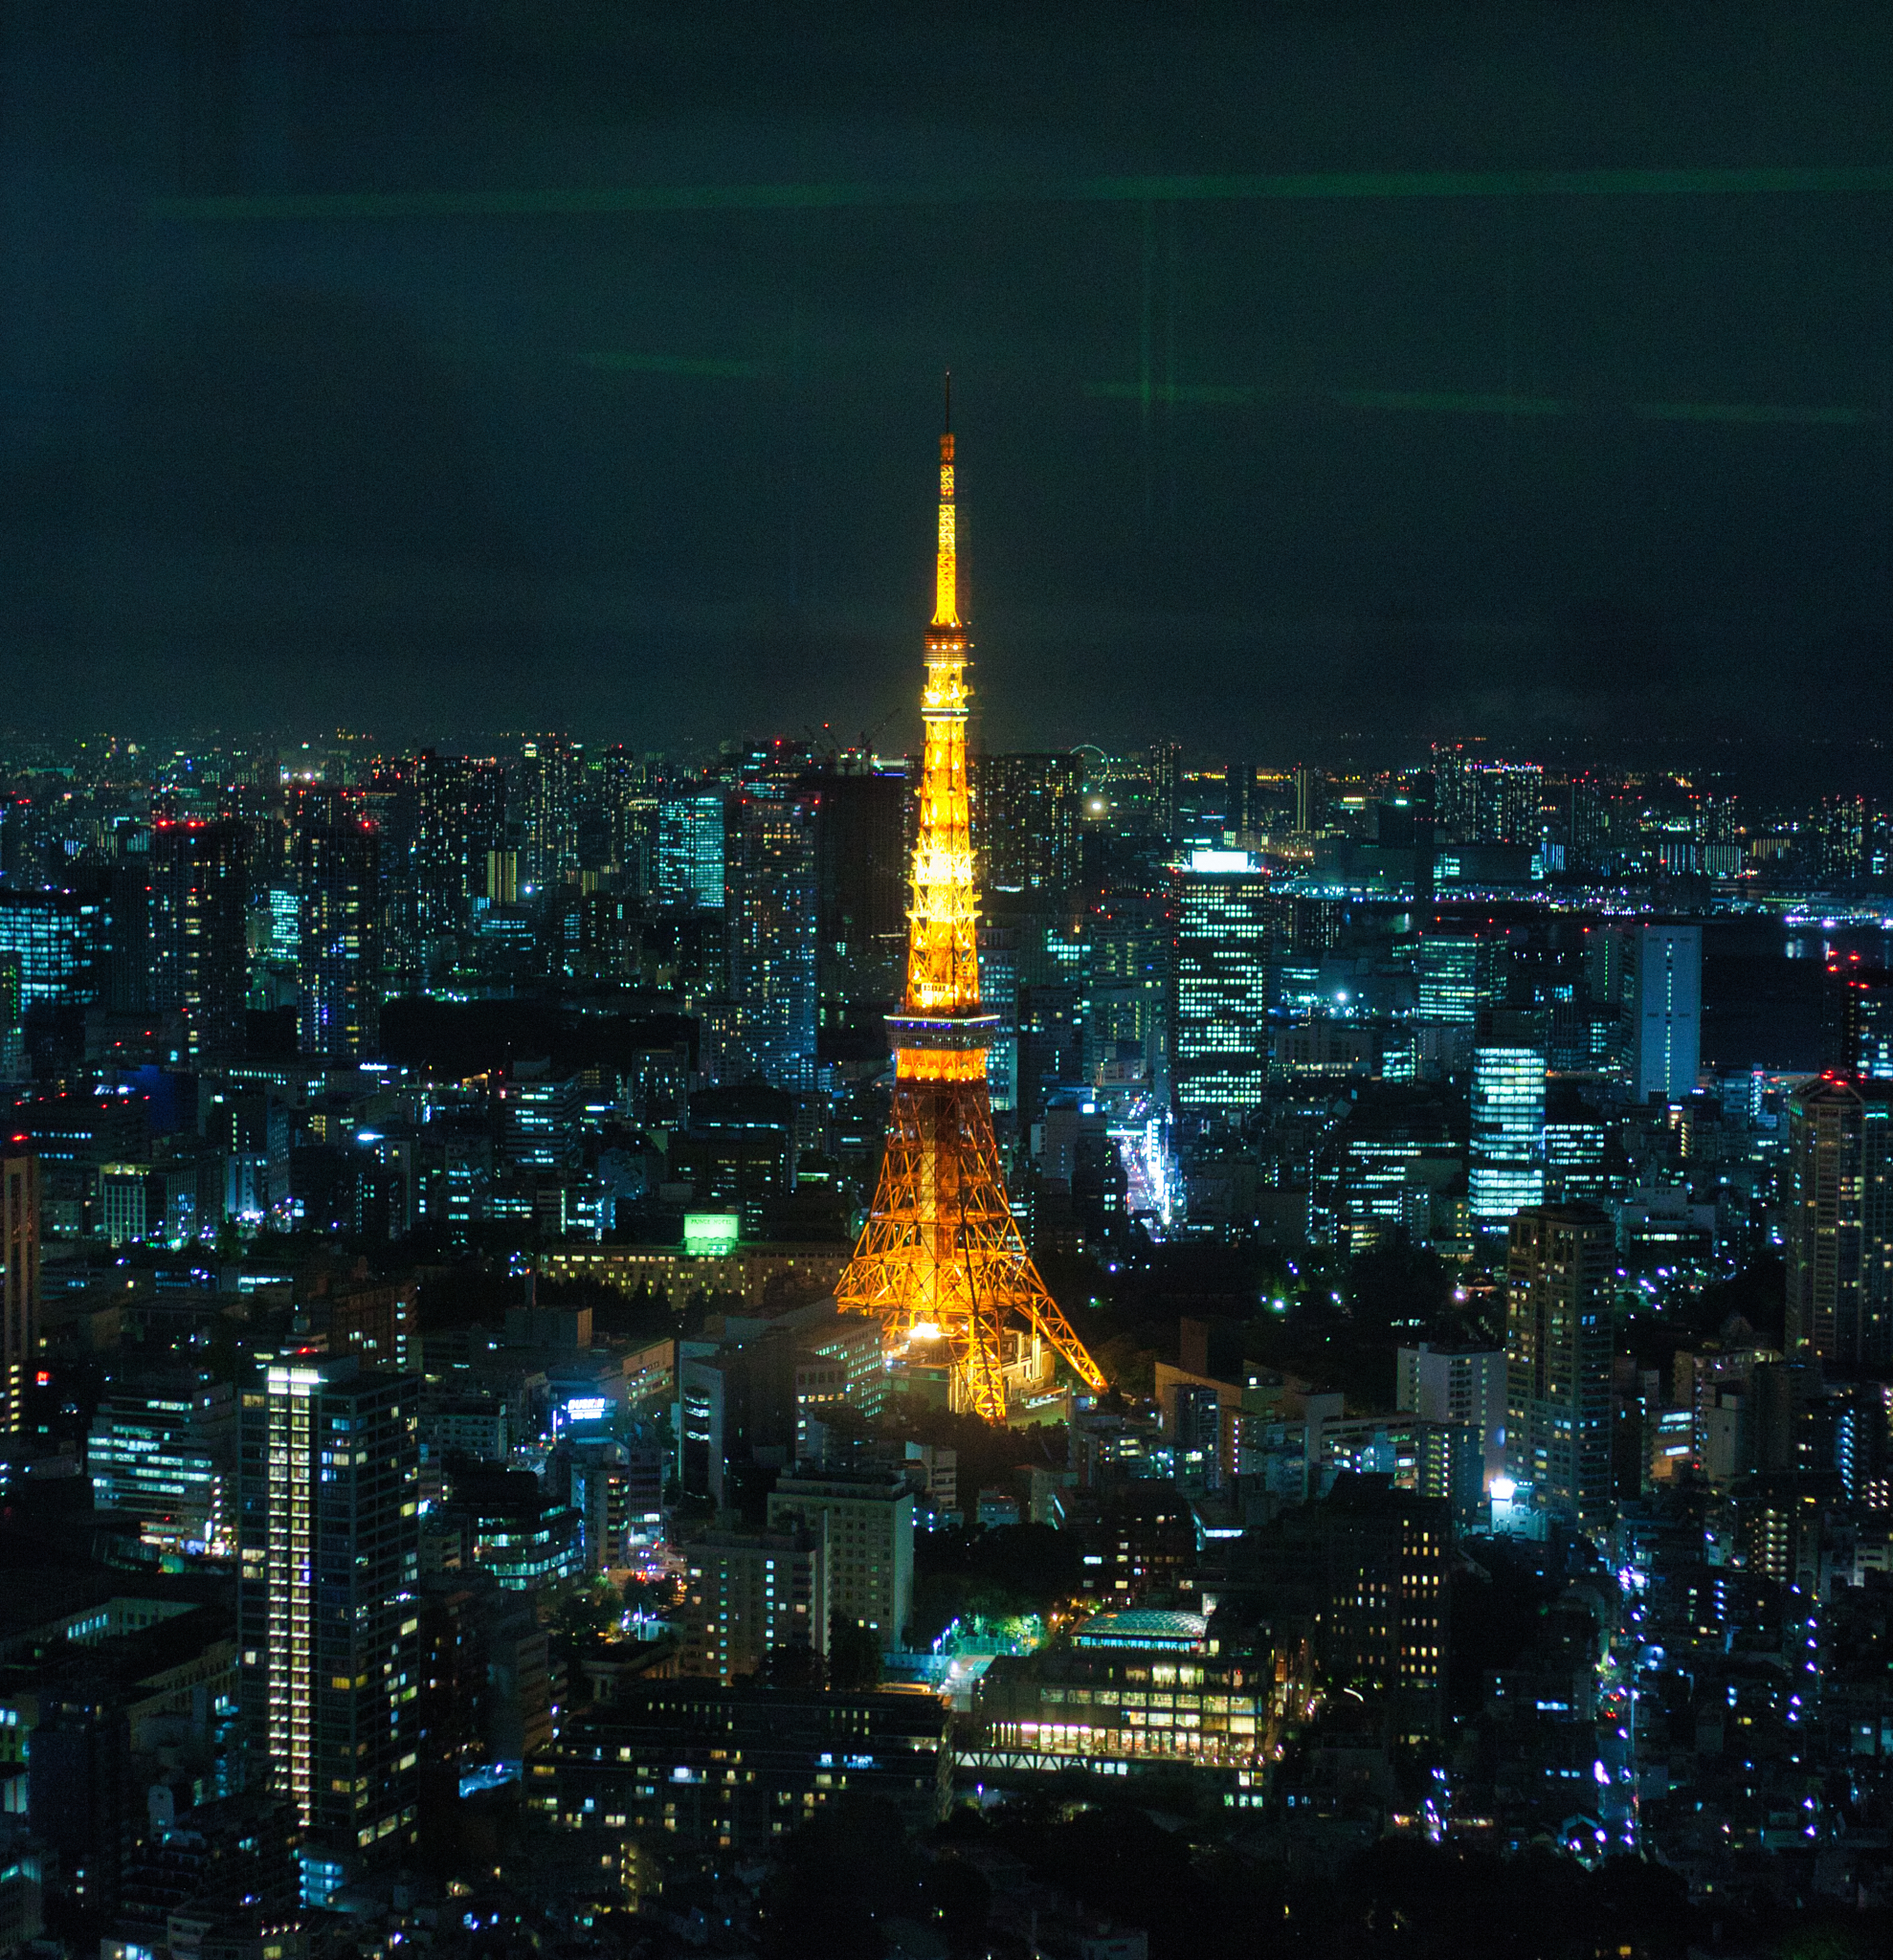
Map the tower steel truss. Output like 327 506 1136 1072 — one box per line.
835 398 1108 1421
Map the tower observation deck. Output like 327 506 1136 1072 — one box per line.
834 395 1108 1422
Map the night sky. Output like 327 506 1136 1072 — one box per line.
4 2 1893 765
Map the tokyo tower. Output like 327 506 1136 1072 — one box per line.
835 391 1108 1422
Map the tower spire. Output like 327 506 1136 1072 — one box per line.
933 370 958 629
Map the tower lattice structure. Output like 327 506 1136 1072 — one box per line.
835 403 1108 1421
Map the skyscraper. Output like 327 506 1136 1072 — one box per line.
1504 1203 1614 1525
835 404 1105 1421
725 785 818 1091
813 760 910 1045
1470 1044 1546 1230
413 751 506 939
1785 1073 1893 1368
1618 923 1702 1102
1414 935 1480 1024
1172 849 1275 1115
294 798 381 1058
0 1153 38 1440
242 1359 421 1860
148 817 248 1062
656 789 727 910
974 753 1080 906
516 735 578 891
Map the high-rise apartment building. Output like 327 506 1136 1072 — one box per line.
241 1360 421 1861
725 786 818 1092
675 1526 827 1682
1397 1342 1506 1487
767 1466 914 1652
413 752 506 938
295 803 380 1058
1470 1045 1545 1230
516 736 578 891
975 753 1081 907
1504 1204 1615 1524
1173 849 1275 1114
148 818 248 1061
0 1154 38 1439
1292 764 1325 835
1785 1073 1893 1368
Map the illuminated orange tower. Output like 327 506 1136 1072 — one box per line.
835 392 1108 1421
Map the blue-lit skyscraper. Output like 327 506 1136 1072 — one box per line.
1622 922 1702 1103
1470 1044 1545 1230
657 790 726 910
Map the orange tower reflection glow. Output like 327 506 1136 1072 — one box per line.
835 397 1107 1421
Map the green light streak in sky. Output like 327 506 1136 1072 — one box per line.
577 352 771 379
1084 380 1877 425
153 163 1893 221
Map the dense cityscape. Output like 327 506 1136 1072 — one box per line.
1 406 1892 1960
9 8 1893 1959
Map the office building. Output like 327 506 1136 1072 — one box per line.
675 1526 827 1682
1618 923 1702 1102
1470 1044 1546 1230
1415 936 1480 1024
1504 1204 1615 1524
240 1359 420 1861
725 785 818 1091
148 819 248 1062
1785 1073 1893 1368
1172 849 1275 1114
655 789 726 910
0 887 112 1010
87 1375 234 1557
766 1466 914 1651
1292 764 1325 835
1 1154 37 1439
969 1608 1288 1775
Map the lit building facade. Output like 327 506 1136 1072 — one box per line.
656 791 726 910
1621 923 1702 1102
1470 1044 1545 1229
968 1609 1298 1779
1172 849 1274 1114
295 804 380 1058
0 1153 37 1439
87 1375 234 1555
148 818 248 1062
676 1526 827 1682
725 785 819 1092
1785 1073 1893 1368
1504 1204 1615 1524
241 1360 420 1860
767 1466 913 1651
